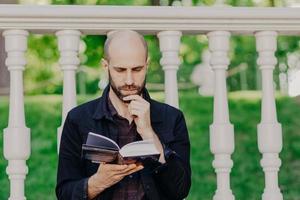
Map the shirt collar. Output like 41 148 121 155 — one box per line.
92 85 111 120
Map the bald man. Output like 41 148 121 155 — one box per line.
56 30 191 200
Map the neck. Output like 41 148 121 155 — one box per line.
108 87 133 122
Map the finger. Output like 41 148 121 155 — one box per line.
106 164 129 171
129 104 144 112
112 174 126 183
127 102 142 112
125 165 144 176
128 109 141 117
97 162 106 172
129 101 145 109
129 100 150 113
123 95 145 102
115 166 143 177
98 162 106 168
127 104 137 113
113 164 136 174
127 163 138 168
114 164 137 175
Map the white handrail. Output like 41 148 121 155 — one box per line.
0 5 300 34
0 4 290 200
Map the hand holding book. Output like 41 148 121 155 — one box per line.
87 162 144 199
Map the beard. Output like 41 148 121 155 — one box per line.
108 70 146 103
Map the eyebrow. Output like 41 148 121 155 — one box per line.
112 65 144 69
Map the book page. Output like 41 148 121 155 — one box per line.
119 139 160 157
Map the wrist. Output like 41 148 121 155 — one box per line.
141 127 154 140
88 175 105 198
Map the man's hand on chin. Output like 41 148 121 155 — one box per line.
124 95 166 164
123 95 153 140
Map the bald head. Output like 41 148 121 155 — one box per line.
102 30 148 103
104 30 148 62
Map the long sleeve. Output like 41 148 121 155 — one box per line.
153 111 191 200
56 113 89 200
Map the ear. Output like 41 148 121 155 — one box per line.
146 56 150 70
101 58 109 71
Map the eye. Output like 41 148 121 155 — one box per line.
132 67 143 72
115 68 126 72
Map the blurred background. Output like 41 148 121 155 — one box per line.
0 0 300 199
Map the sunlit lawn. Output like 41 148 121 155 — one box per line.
1 89 300 199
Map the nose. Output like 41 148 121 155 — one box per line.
125 70 133 85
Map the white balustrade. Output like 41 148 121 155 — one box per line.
157 31 181 108
56 30 81 151
255 31 283 200
0 5 296 200
208 31 235 200
3 29 30 200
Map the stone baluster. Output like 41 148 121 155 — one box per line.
157 31 181 108
56 30 81 151
255 31 283 200
3 29 30 200
208 31 235 200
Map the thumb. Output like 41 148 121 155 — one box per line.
98 162 106 171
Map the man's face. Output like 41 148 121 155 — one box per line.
108 68 146 103
104 42 148 103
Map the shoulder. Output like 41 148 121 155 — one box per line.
150 100 188 142
67 97 102 122
150 99 184 122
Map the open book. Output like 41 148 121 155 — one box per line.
82 132 160 165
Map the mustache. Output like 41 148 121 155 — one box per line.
118 85 143 103
118 85 141 90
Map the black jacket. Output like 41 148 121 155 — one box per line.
56 86 191 200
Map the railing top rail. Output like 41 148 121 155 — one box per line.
1 4 300 35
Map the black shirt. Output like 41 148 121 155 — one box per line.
107 97 145 200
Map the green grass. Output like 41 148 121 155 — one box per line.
1 90 300 199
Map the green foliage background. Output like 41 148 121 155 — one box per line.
20 0 300 95
1 91 300 199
